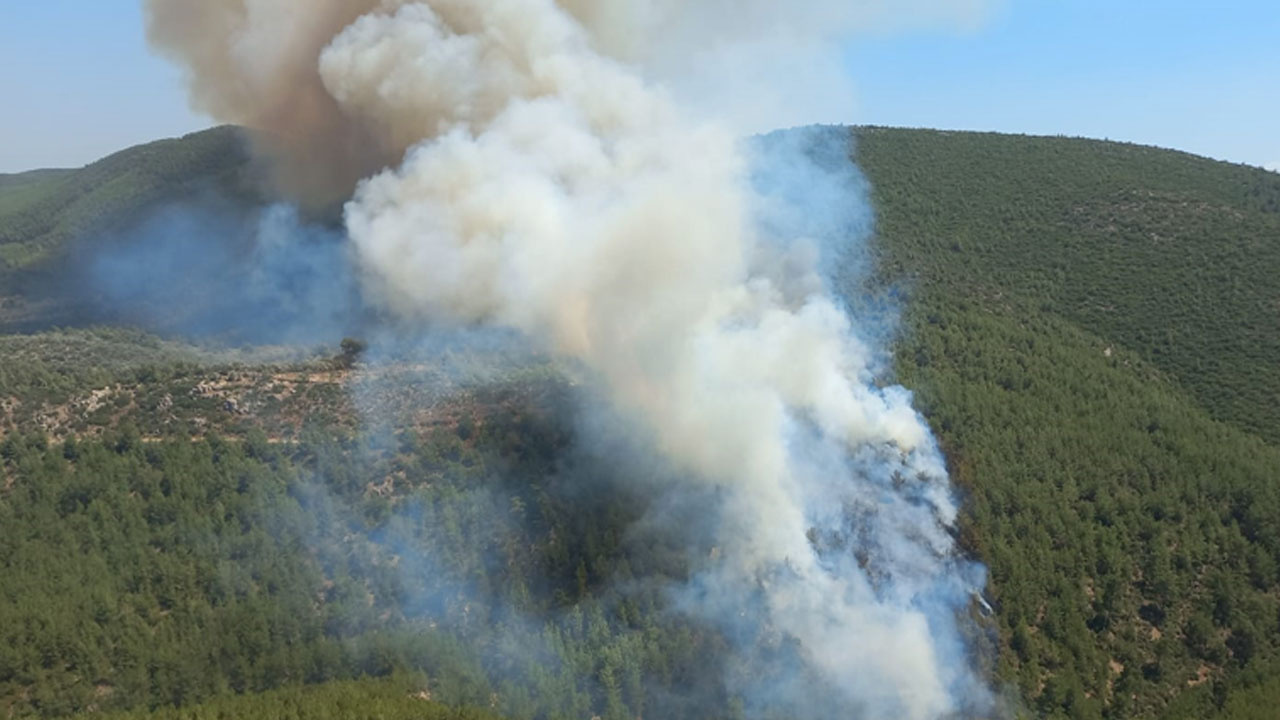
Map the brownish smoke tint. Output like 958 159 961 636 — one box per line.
144 0 394 206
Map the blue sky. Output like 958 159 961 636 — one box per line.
846 1 1280 171
2 0 1277 173
0 1 205 173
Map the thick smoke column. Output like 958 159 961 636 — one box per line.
146 0 991 202
146 1 994 717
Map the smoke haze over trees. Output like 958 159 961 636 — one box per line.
140 1 1008 717
1 1 1279 717
3 125 1280 719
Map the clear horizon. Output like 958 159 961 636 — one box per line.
2 0 1277 173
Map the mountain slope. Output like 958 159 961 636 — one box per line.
855 127 1280 444
852 128 1280 719
1 127 1278 720
73 676 505 720
0 126 256 271
0 127 262 333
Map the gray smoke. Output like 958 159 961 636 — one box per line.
146 1 997 717
145 0 993 203
84 196 362 343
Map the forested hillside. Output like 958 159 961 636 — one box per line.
0 128 262 333
0 128 258 271
853 128 1280 719
82 676 505 720
1 127 1278 719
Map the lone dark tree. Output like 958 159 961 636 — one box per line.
338 338 367 368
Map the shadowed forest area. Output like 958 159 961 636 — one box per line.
1 126 1278 719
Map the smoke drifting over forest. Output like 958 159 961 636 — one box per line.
144 1 996 717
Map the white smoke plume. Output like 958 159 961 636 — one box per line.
146 1 995 717
146 0 994 201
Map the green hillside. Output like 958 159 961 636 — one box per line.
856 128 1280 445
0 128 261 333
0 334 728 720
853 128 1280 719
0 127 255 271
75 676 505 720
1 127 1278 719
